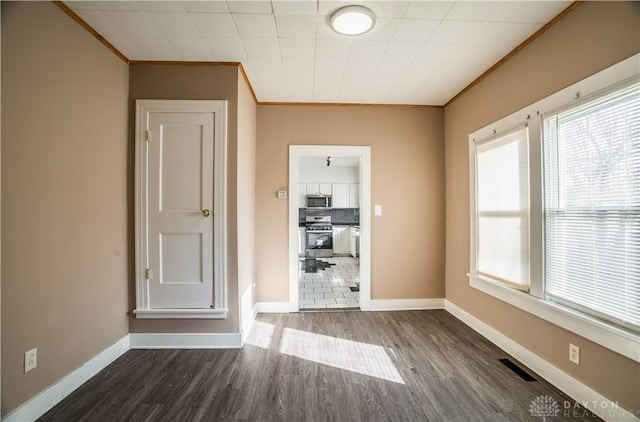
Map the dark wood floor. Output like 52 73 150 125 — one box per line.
39 310 599 421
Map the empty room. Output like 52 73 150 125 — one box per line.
2 1 639 421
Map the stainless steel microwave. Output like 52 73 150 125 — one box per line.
305 195 332 208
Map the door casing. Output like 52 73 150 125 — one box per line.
289 145 371 311
134 99 228 319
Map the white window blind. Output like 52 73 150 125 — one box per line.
543 82 640 331
476 127 530 288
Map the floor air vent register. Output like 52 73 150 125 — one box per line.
498 358 537 382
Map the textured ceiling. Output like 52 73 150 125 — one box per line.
65 0 573 105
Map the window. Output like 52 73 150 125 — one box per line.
468 53 640 362
475 127 530 289
543 83 640 331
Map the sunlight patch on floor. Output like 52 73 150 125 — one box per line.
245 320 275 349
279 327 405 384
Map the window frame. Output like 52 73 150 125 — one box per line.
468 53 640 363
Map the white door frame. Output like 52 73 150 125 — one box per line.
288 145 371 312
134 99 228 319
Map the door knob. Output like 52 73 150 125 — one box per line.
202 209 211 217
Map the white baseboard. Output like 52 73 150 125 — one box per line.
3 335 130 422
368 298 445 311
129 333 242 349
444 300 640 422
253 302 291 314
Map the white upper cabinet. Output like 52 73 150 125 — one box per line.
298 181 359 208
319 183 332 195
332 183 350 208
306 183 320 195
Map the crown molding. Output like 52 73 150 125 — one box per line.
53 0 583 109
53 1 129 64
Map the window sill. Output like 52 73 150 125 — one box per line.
468 273 640 363
133 308 228 319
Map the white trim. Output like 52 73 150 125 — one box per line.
444 300 640 422
239 284 254 344
253 302 292 314
467 54 640 362
134 99 228 317
469 275 640 363
468 274 640 362
3 336 130 422
132 308 228 319
368 298 445 311
288 145 372 312
129 333 242 349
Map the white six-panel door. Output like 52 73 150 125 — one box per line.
135 100 228 319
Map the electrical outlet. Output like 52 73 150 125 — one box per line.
569 343 580 365
24 348 37 373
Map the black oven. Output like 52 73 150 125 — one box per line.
305 216 333 258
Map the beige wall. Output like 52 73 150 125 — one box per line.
444 1 640 410
1 1 129 416
128 64 241 333
256 105 445 302
237 73 257 331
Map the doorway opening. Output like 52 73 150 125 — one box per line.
288 146 371 312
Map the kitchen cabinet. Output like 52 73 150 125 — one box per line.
332 183 349 208
306 183 320 195
350 227 360 258
332 226 351 255
300 182 359 208
304 183 331 196
349 183 359 208
299 227 306 256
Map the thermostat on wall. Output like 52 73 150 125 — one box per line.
277 190 287 199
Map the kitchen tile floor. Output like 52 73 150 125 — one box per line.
299 256 360 310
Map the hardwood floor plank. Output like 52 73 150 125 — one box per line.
38 310 601 421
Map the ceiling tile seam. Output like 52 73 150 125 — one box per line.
368 15 453 100
56 0 578 108
226 0 274 15
274 13 294 101
142 10 183 61
183 10 221 61
230 10 266 102
444 0 583 107
339 39 383 103
357 11 406 101
333 39 356 103
57 1 437 107
393 1 411 20
378 16 450 103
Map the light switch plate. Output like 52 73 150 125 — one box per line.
277 190 287 199
24 348 37 373
374 204 382 216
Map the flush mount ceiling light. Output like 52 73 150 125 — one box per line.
330 5 376 36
